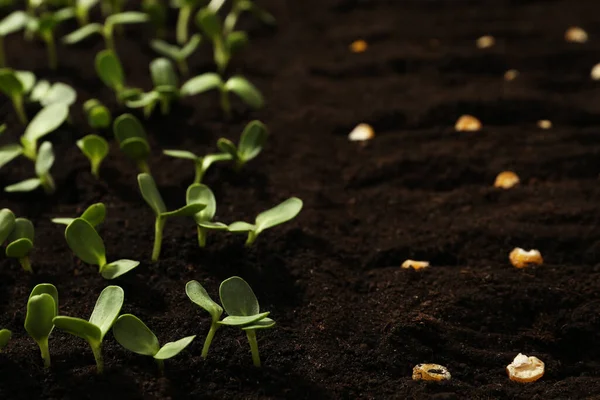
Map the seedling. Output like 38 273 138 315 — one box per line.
65 218 139 279
52 202 105 227
0 208 15 244
0 329 11 352
113 314 195 373
5 217 34 272
137 173 206 261
53 285 124 373
95 50 141 103
163 149 232 184
223 0 276 35
150 34 201 77
63 12 149 51
27 8 76 69
75 0 100 26
185 280 222 358
218 276 275 367
175 0 200 45
180 73 263 118
84 99 112 129
30 81 77 107
217 120 268 170
186 184 227 247
0 11 28 67
113 114 151 173
5 141 56 194
126 58 179 116
77 134 109 177
25 283 58 368
0 68 35 124
228 197 303 246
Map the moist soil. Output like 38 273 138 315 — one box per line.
1 0 600 398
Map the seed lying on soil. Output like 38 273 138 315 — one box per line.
350 40 368 53
401 260 430 270
476 35 495 49
537 120 552 129
504 69 519 81
509 248 543 268
591 63 600 80
494 171 520 189
455 115 481 132
412 364 451 381
506 353 545 383
565 26 588 43
348 123 374 141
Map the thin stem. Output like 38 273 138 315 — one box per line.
38 337 51 368
12 95 27 125
155 358 164 375
77 8 89 26
91 342 104 373
201 324 219 358
193 160 204 184
45 34 57 70
245 231 257 247
0 37 5 68
245 330 261 367
160 96 170 115
177 58 189 77
197 226 207 248
91 159 101 178
219 88 231 119
20 256 32 273
40 173 56 195
176 6 192 45
137 160 151 174
105 28 115 51
152 216 165 262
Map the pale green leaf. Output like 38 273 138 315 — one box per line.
89 285 124 338
35 141 54 176
255 197 303 234
154 335 195 359
100 259 139 279
180 73 222 96
65 218 106 266
23 104 69 144
113 314 160 356
5 178 41 192
219 276 260 316
137 173 166 215
185 280 223 322
62 23 102 44
225 76 263 109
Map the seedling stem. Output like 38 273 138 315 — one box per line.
44 34 57 70
201 324 219 358
13 95 27 124
39 337 50 368
91 342 103 373
20 256 32 273
219 88 231 119
152 216 165 262
246 329 260 367
137 160 150 174
177 6 192 45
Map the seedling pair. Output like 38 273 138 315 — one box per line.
187 276 275 366
151 34 201 77
77 135 109 178
95 50 141 103
27 8 75 69
0 68 35 123
113 114 151 173
0 11 28 67
0 208 34 272
25 283 58 368
5 141 56 194
186 184 227 247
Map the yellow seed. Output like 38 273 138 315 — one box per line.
509 248 543 269
591 63 600 80
504 69 519 81
537 120 552 129
401 260 430 270
506 353 545 383
494 171 520 189
476 35 495 49
565 26 588 43
348 123 374 141
412 364 451 381
350 40 368 53
455 115 482 132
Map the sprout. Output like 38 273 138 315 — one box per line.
0 11 28 67
35 82 77 107
185 280 223 358
95 49 141 103
175 0 200 45
180 73 262 118
27 8 75 69
216 120 268 170
223 0 276 35
126 58 179 116
4 217 34 272
84 98 112 129
0 329 11 352
21 103 69 160
150 34 201 77
5 141 56 194
113 314 195 373
0 68 35 124
75 0 100 26
77 134 109 178
163 149 231 184
25 283 58 368
137 173 206 261
142 0 167 38
63 12 149 52
113 113 151 173
65 218 139 279
53 285 124 373
228 197 303 246
186 184 227 247
0 208 15 244
218 276 275 367
51 202 105 227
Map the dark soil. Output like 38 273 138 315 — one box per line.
1 0 600 398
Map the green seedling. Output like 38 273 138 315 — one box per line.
180 73 262 118
126 57 179 116
228 197 303 246
52 202 105 226
0 329 11 352
77 134 109 177
142 0 167 38
25 283 58 368
95 49 141 103
30 81 77 107
163 149 231 184
218 276 275 367
84 98 112 128
185 280 222 358
0 208 16 244
113 314 195 373
217 120 268 170
65 218 139 279
150 34 201 77
75 0 100 25
186 184 227 247
0 11 28 67
27 8 75 69
63 12 149 51
0 68 35 124
5 217 34 272
223 0 275 35
5 141 56 194
175 0 200 45
53 285 124 373
113 113 151 173
137 173 206 261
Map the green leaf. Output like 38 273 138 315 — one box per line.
255 197 303 234
137 173 166 215
25 293 56 341
216 138 237 160
113 113 148 143
95 50 124 91
180 73 222 96
180 34 202 59
238 120 268 162
77 134 109 176
241 317 276 331
53 316 102 343
100 259 139 279
198 221 228 230
226 31 248 54
154 335 195 359
150 58 178 88
185 280 223 322
35 141 54 176
106 11 149 27
7 217 33 245
196 8 221 40
52 218 74 225
0 11 28 36
89 285 124 339
54 7 76 23
207 0 226 12
113 314 160 356
0 329 11 350
218 312 270 326
29 283 59 315
0 69 23 97
0 144 23 170
160 203 205 218
84 99 111 128
23 103 69 145
30 80 50 102
219 276 260 317
0 208 15 244
80 203 106 227
120 137 151 164
186 184 216 222
5 178 41 193
227 221 255 232
15 71 35 93
65 218 106 266
201 152 232 171
163 149 198 160
125 91 160 109
62 23 102 44
225 76 264 109
150 39 180 60
40 83 77 106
